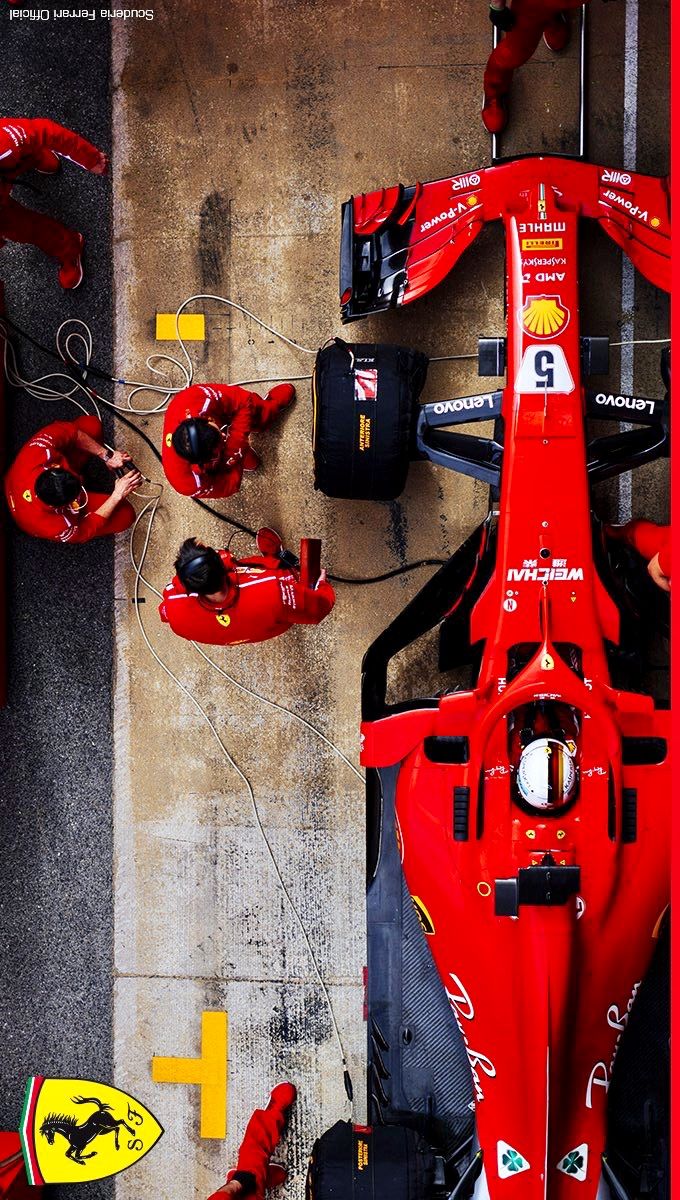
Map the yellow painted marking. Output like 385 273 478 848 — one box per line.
557 830 566 840
477 881 491 898
526 829 536 840
155 313 206 342
152 1010 228 1139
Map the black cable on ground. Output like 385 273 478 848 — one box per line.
2 317 446 582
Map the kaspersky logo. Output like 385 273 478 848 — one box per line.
521 295 570 339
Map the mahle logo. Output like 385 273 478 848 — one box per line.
20 1077 163 1185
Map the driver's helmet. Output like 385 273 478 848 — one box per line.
517 736 577 810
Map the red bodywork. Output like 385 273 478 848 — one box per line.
356 159 670 1197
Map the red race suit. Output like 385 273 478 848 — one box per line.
484 0 586 101
161 383 294 499
4 415 135 543
0 117 105 266
207 1084 296 1200
608 519 671 578
159 547 335 645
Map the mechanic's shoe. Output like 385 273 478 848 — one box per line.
266 382 296 411
270 1081 297 1110
91 150 109 176
482 95 508 134
256 527 284 557
265 1164 288 1190
242 445 261 471
544 12 570 52
58 234 84 290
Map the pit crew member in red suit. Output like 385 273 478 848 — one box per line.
4 414 142 543
161 382 295 499
483 0 589 133
207 1083 296 1200
607 519 671 593
0 117 108 288
159 529 335 645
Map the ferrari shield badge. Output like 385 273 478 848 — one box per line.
19 1077 163 1185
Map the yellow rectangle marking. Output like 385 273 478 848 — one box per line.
155 312 206 341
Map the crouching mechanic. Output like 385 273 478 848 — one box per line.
162 382 295 499
607 518 671 593
207 1083 296 1200
0 116 108 288
483 0 589 134
159 528 335 645
4 414 142 543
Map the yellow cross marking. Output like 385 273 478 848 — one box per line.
152 1010 228 1139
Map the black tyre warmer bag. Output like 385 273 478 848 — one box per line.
312 339 429 501
306 1121 438 1200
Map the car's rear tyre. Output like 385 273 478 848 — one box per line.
312 339 428 501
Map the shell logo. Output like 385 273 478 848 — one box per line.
522 295 569 338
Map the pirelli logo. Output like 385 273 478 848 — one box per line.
522 237 564 251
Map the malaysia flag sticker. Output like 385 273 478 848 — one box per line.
354 368 378 402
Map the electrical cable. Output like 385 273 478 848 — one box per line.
4 292 669 1107
0 315 448 577
1 293 370 1096
5 304 666 583
130 496 357 1103
611 338 670 348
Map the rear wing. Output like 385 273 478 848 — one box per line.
340 158 670 321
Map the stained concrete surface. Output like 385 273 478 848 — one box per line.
0 3 668 1200
0 11 115 1200
109 3 668 1198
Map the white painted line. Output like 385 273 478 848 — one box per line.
618 0 639 522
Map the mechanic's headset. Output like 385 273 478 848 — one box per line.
185 418 222 466
186 419 204 465
182 546 226 592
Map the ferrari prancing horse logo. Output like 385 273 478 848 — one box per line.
20 1076 163 1185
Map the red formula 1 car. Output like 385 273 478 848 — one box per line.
313 159 670 1200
